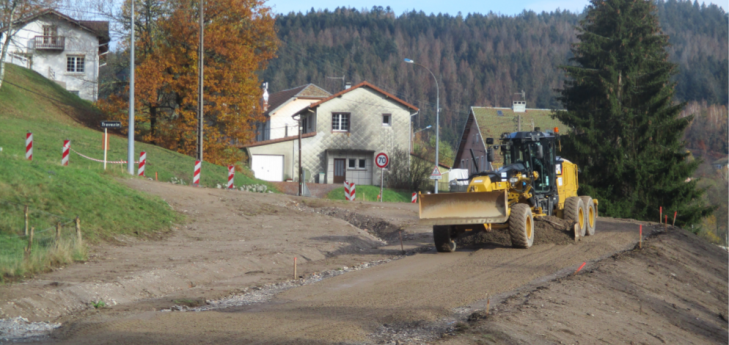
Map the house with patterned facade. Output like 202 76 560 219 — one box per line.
243 81 418 184
454 101 567 174
0 9 109 101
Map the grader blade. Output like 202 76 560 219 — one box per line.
419 190 509 225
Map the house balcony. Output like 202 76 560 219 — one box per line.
34 36 65 50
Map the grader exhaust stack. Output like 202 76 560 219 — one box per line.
419 190 509 226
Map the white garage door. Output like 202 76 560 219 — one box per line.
251 155 284 182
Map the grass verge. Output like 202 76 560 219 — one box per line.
325 185 412 202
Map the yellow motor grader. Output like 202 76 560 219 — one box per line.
419 128 598 252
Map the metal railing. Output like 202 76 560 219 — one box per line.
34 36 65 50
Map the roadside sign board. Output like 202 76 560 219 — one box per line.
375 152 389 169
430 166 442 180
101 121 122 129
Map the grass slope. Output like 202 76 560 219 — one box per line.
0 64 271 278
326 185 412 202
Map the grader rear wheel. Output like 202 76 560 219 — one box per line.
580 196 596 236
433 226 457 252
508 204 534 249
564 197 586 238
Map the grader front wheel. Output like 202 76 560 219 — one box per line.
509 204 534 249
433 226 457 252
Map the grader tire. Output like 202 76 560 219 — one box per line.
564 197 586 238
580 196 597 236
508 204 534 249
433 226 456 253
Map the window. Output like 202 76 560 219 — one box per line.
382 114 391 126
43 26 57 44
348 158 356 169
67 56 84 73
358 159 366 169
332 113 349 132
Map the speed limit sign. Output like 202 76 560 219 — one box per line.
375 152 389 168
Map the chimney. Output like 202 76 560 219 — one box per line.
262 82 269 112
512 100 526 113
345 82 352 90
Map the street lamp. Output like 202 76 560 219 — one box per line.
412 125 432 144
404 58 440 193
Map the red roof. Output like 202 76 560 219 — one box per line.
307 81 418 111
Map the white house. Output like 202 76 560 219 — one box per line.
255 83 331 141
0 9 109 101
243 81 418 184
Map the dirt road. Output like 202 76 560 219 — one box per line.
2 178 723 344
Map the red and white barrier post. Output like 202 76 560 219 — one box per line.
344 181 356 201
61 140 70 166
193 160 201 187
138 151 146 176
411 192 417 203
227 165 235 189
25 132 33 161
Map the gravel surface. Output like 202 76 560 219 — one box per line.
0 317 60 342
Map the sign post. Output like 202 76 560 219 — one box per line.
101 121 121 170
375 152 389 203
430 165 442 191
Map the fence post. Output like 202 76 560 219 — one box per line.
75 216 82 244
55 222 61 246
25 227 34 258
24 205 29 236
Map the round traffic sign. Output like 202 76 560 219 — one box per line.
375 152 389 168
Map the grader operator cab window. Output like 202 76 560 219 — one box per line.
502 139 556 194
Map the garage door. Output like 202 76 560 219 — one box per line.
251 155 284 182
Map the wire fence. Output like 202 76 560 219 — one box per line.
0 200 84 274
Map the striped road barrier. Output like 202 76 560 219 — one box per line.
25 132 33 160
344 181 356 201
227 165 234 189
62 140 70 166
193 160 201 187
411 192 417 203
138 152 146 176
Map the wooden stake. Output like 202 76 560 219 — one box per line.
25 227 34 257
672 211 677 226
574 262 587 275
75 216 82 244
294 257 297 280
486 294 491 315
639 225 642 249
399 230 404 254
664 215 668 231
659 206 663 224
155 171 158 181
55 222 61 246
24 205 28 236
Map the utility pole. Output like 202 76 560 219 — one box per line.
127 0 135 175
197 0 204 162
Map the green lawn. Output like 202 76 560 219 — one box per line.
0 64 274 279
325 185 413 202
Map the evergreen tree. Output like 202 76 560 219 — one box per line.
555 0 713 228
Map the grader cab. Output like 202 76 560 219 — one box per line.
419 129 598 252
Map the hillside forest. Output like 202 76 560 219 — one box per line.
261 0 727 156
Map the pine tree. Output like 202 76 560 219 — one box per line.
555 0 713 228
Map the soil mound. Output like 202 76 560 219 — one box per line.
458 216 575 247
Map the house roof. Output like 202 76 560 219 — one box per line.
713 158 728 165
471 107 567 140
306 81 419 112
410 152 451 169
239 132 316 148
0 9 110 43
265 84 330 116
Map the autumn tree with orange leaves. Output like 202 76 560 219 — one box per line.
99 0 278 165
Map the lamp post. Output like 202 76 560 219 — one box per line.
404 58 440 193
412 125 432 146
127 0 135 175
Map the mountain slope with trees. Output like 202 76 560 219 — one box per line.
262 0 727 148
